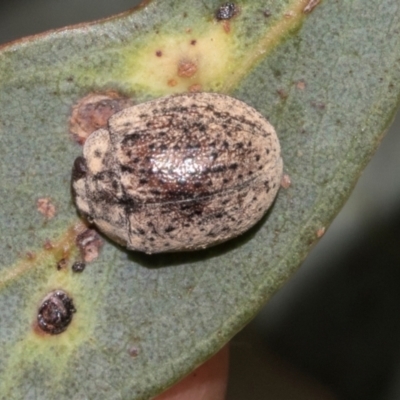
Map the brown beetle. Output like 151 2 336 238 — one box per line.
72 93 283 254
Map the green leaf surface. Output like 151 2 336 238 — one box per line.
0 0 399 398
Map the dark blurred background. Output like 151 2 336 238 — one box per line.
1 2 400 399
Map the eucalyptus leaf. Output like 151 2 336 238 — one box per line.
0 0 399 399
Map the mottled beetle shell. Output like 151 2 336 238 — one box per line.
72 93 283 254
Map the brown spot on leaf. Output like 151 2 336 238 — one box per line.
296 80 306 90
177 60 198 78
26 252 36 260
189 84 202 92
280 174 291 189
155 50 162 57
0 222 87 294
76 229 103 263
72 261 86 273
56 258 68 271
168 79 178 87
43 240 54 250
263 9 272 17
316 226 326 238
37 197 56 220
190 39 197 46
128 346 139 357
304 0 321 14
36 290 76 335
311 100 326 110
69 92 132 145
277 89 288 99
222 20 231 33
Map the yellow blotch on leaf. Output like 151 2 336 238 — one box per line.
124 27 237 95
